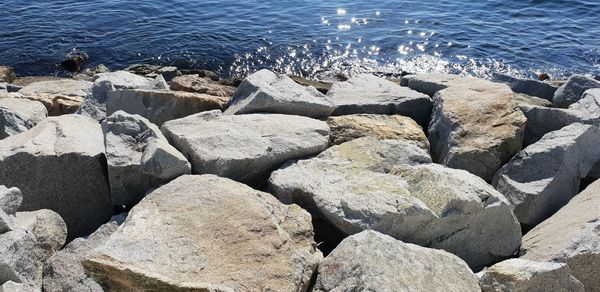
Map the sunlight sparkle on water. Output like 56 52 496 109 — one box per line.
337 8 346 15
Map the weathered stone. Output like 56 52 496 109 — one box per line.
150 75 169 90
225 69 335 118
0 210 13 234
75 80 116 122
170 75 235 97
290 75 332 94
570 88 600 114
327 114 429 151
328 74 432 126
314 230 480 292
106 89 228 126
83 175 321 291
269 137 521 270
156 66 179 82
519 105 587 146
20 94 81 116
477 259 583 292
0 67 16 83
0 98 47 139
92 71 154 90
0 115 112 239
493 123 600 227
12 77 64 87
102 111 191 206
553 75 600 108
179 69 220 81
73 64 111 81
18 79 92 100
0 186 22 216
0 229 46 286
512 93 552 107
162 111 329 186
400 73 493 96
0 281 39 292
492 73 558 101
43 214 126 292
12 210 67 257
521 178 600 291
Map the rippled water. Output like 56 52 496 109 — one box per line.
1 0 599 79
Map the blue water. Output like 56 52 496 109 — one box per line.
1 0 599 79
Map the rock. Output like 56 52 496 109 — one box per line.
477 259 584 292
521 178 600 291
11 76 64 87
179 69 220 81
83 175 321 291
162 111 329 186
553 75 600 108
124 64 161 75
156 67 179 82
400 73 488 96
0 115 112 239
102 111 191 206
0 281 39 292
493 123 600 227
492 73 558 101
0 98 47 139
20 94 81 116
12 210 67 257
170 74 235 97
519 105 587 146
328 74 432 126
106 89 228 126
0 66 16 83
326 114 429 151
290 75 332 94
539 73 550 81
43 214 125 292
150 75 169 90
0 229 46 286
17 79 93 115
60 50 88 73
0 186 22 215
314 230 480 292
92 71 154 90
225 69 335 118
269 137 521 270
512 93 552 107
429 82 526 181
75 80 116 122
569 88 600 114
73 64 111 81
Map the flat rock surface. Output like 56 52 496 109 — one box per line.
92 71 154 90
0 98 47 139
18 79 92 99
170 74 236 97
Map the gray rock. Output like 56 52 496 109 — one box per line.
553 75 600 108
327 74 432 126
162 111 330 186
0 115 112 240
75 80 116 122
18 79 92 100
83 175 321 291
0 281 40 292
225 69 335 118
12 210 67 257
493 123 600 227
521 178 600 291
102 111 191 206
314 230 480 292
92 71 154 90
170 74 235 97
477 259 584 292
269 137 521 270
106 89 228 126
519 105 588 146
0 229 46 286
156 66 179 82
0 186 22 215
569 88 600 114
400 73 493 96
492 73 558 101
0 98 47 139
151 75 169 91
42 214 125 292
0 66 16 83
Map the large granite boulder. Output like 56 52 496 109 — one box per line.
569 88 600 115
0 98 47 139
326 114 429 151
225 69 335 118
75 80 116 122
12 210 67 258
400 73 494 96
83 175 322 291
92 71 155 90
492 73 558 101
269 137 521 270
0 115 112 239
477 259 584 292
162 111 330 186
493 123 600 227
327 74 432 126
106 89 228 126
102 111 191 206
18 79 93 115
170 74 235 97
553 75 600 108
0 281 39 292
314 230 480 292
521 178 600 291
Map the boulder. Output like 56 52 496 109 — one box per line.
326 114 429 151
179 69 220 81
0 281 39 292
43 214 126 292
162 111 330 186
314 230 480 292
269 137 521 270
569 88 600 114
327 74 432 126
492 73 558 101
75 80 116 122
0 229 46 287
12 210 67 257
11 77 64 87
290 75 332 94
519 105 588 146
0 67 16 83
92 71 154 90
0 98 47 139
493 123 600 227
170 74 235 97
106 89 228 126
0 186 22 216
73 64 111 81
477 259 583 292
0 115 112 239
512 93 552 107
102 111 191 206
17 79 92 115
521 178 600 291
553 75 600 108
400 73 494 96
83 175 322 291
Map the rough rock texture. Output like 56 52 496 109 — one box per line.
0 98 47 139
0 115 112 239
519 105 587 146
0 66 16 83
106 89 228 126
521 178 600 291
553 75 600 108
17 79 92 115
0 281 39 292
102 111 191 206
314 230 480 292
12 210 67 258
83 175 322 291
92 71 154 90
477 259 584 292
75 80 116 122
0 229 47 287
327 74 432 126
401 73 493 96
43 214 126 292
290 76 332 94
326 114 429 151
170 74 236 97
493 123 600 227
162 111 330 186
570 88 600 115
492 73 558 101
0 186 22 216
225 69 335 118
269 137 521 270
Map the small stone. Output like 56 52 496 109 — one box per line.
539 73 550 81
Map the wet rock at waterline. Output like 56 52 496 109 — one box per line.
0 98 47 139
